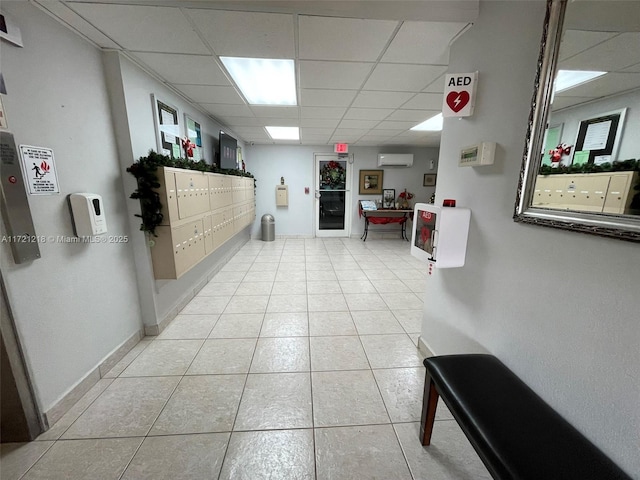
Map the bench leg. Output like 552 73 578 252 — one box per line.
420 373 439 446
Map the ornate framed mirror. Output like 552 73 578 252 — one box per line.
514 0 640 242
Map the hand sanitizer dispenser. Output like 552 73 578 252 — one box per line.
68 193 107 236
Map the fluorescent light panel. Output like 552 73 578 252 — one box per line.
411 113 443 131
555 69 606 93
221 57 297 105
266 126 299 140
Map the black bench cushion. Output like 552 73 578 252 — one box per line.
424 354 631 480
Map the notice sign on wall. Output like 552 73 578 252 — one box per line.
443 72 478 117
19 145 60 194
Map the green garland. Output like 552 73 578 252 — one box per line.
539 158 638 175
126 150 254 236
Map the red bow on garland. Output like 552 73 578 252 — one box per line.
181 137 195 158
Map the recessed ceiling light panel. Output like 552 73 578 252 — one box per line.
554 69 606 93
411 113 443 131
265 126 300 140
221 57 297 105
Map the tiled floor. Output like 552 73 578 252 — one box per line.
1 238 491 480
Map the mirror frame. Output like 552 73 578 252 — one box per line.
513 0 640 242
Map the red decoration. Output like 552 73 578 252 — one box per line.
181 137 195 158
548 143 572 167
446 91 470 113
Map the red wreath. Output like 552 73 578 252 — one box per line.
181 137 195 158
548 143 572 166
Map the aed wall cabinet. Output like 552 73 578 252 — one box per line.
150 167 255 279
410 203 471 268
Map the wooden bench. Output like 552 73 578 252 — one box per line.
420 354 632 480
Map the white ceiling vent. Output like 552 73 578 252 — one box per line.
377 153 414 167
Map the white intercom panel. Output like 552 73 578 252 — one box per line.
276 185 288 207
459 142 496 167
68 193 107 236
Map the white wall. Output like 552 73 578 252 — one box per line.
550 89 640 163
425 1 639 477
0 3 142 412
246 144 438 237
103 52 250 330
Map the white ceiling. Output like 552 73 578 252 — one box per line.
33 0 478 147
553 1 640 112
31 1 640 145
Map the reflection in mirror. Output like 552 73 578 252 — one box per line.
515 0 640 241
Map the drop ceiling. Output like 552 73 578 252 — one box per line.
31 1 640 145
33 0 477 147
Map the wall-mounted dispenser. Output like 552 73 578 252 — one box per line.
276 185 288 207
68 193 107 237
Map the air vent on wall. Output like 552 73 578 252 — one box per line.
377 154 414 167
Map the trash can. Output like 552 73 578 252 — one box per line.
261 214 275 241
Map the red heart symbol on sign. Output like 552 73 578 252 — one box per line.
446 91 470 113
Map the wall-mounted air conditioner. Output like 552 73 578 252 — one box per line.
377 153 414 167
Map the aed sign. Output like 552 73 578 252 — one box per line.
442 72 478 118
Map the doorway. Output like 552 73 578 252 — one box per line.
1 274 43 442
314 153 352 237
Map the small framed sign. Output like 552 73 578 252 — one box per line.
423 174 437 187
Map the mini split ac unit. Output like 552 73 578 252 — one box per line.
377 153 414 167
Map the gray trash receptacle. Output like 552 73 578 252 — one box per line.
261 214 275 241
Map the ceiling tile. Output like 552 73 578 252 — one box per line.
559 30 618 62
130 52 230 85
369 128 409 135
555 72 640 98
376 120 419 130
300 107 347 119
401 93 443 110
343 108 394 121
338 119 380 129
550 96 595 111
301 134 332 143
330 135 365 143
386 109 439 122
621 62 640 73
299 15 398 61
299 61 374 90
364 64 447 91
200 104 253 117
186 9 294 58
175 85 244 104
300 118 340 128
300 89 357 107
68 3 209 54
381 21 467 64
250 106 299 118
231 126 269 136
221 117 266 127
256 118 299 127
424 74 446 93
560 33 640 72
301 128 335 135
352 91 414 109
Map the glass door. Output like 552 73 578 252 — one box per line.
315 153 352 237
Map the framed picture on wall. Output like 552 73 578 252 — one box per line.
184 114 203 161
572 108 627 165
359 169 383 194
423 174 437 186
151 94 181 159
382 189 395 208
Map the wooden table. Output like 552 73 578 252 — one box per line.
359 205 413 241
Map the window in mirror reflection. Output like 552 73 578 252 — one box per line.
533 3 640 216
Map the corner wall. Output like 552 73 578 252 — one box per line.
425 1 639 476
0 3 142 413
103 52 250 332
